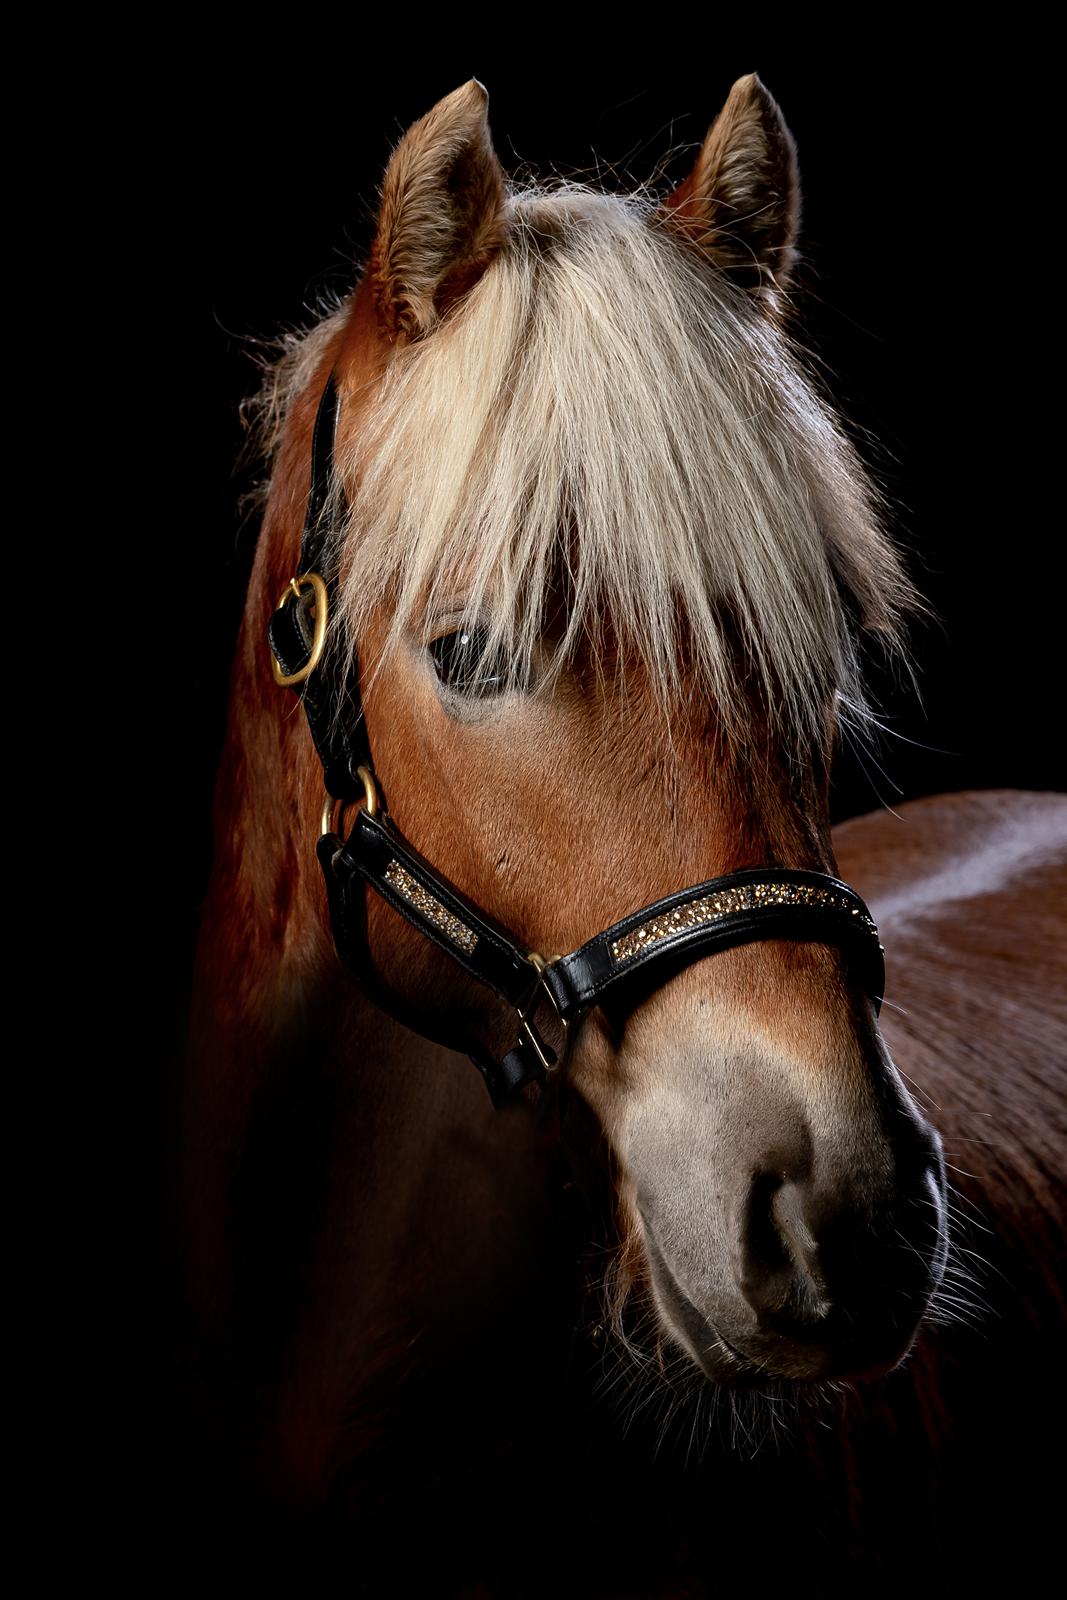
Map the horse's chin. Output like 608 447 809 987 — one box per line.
676 1307 924 1388
643 1226 925 1389
676 1324 919 1390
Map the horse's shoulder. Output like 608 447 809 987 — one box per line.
833 787 1066 1066
831 788 1067 917
834 791 1066 1141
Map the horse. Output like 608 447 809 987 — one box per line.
177 74 1067 1594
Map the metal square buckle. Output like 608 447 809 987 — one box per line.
514 953 570 1074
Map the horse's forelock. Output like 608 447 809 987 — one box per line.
249 179 922 757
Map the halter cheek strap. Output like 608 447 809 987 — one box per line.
268 371 368 800
266 369 886 1105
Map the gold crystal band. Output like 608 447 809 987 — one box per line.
383 860 479 954
610 882 877 966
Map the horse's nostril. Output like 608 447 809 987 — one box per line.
737 1148 947 1362
739 1170 829 1326
771 1180 822 1280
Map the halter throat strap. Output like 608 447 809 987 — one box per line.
267 368 886 1105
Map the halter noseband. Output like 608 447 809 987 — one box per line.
267 369 886 1104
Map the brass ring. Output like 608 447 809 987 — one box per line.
356 765 379 818
320 792 356 841
271 572 328 686
320 766 381 840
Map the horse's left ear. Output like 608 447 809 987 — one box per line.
653 73 801 315
370 78 508 345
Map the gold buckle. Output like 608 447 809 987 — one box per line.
516 952 570 1074
271 572 328 686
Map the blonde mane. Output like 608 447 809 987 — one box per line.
244 177 922 755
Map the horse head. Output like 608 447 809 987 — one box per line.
260 75 948 1392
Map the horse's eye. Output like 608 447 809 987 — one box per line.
429 626 509 697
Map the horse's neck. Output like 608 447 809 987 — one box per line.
183 612 563 1486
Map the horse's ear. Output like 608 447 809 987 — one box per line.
653 73 801 315
370 78 508 345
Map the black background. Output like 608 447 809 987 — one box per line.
126 31 1062 1538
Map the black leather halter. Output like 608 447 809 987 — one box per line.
267 369 886 1104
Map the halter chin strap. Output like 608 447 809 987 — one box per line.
267 368 886 1105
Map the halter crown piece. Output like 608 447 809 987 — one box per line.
267 370 887 1105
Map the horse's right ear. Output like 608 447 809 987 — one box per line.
370 78 508 346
